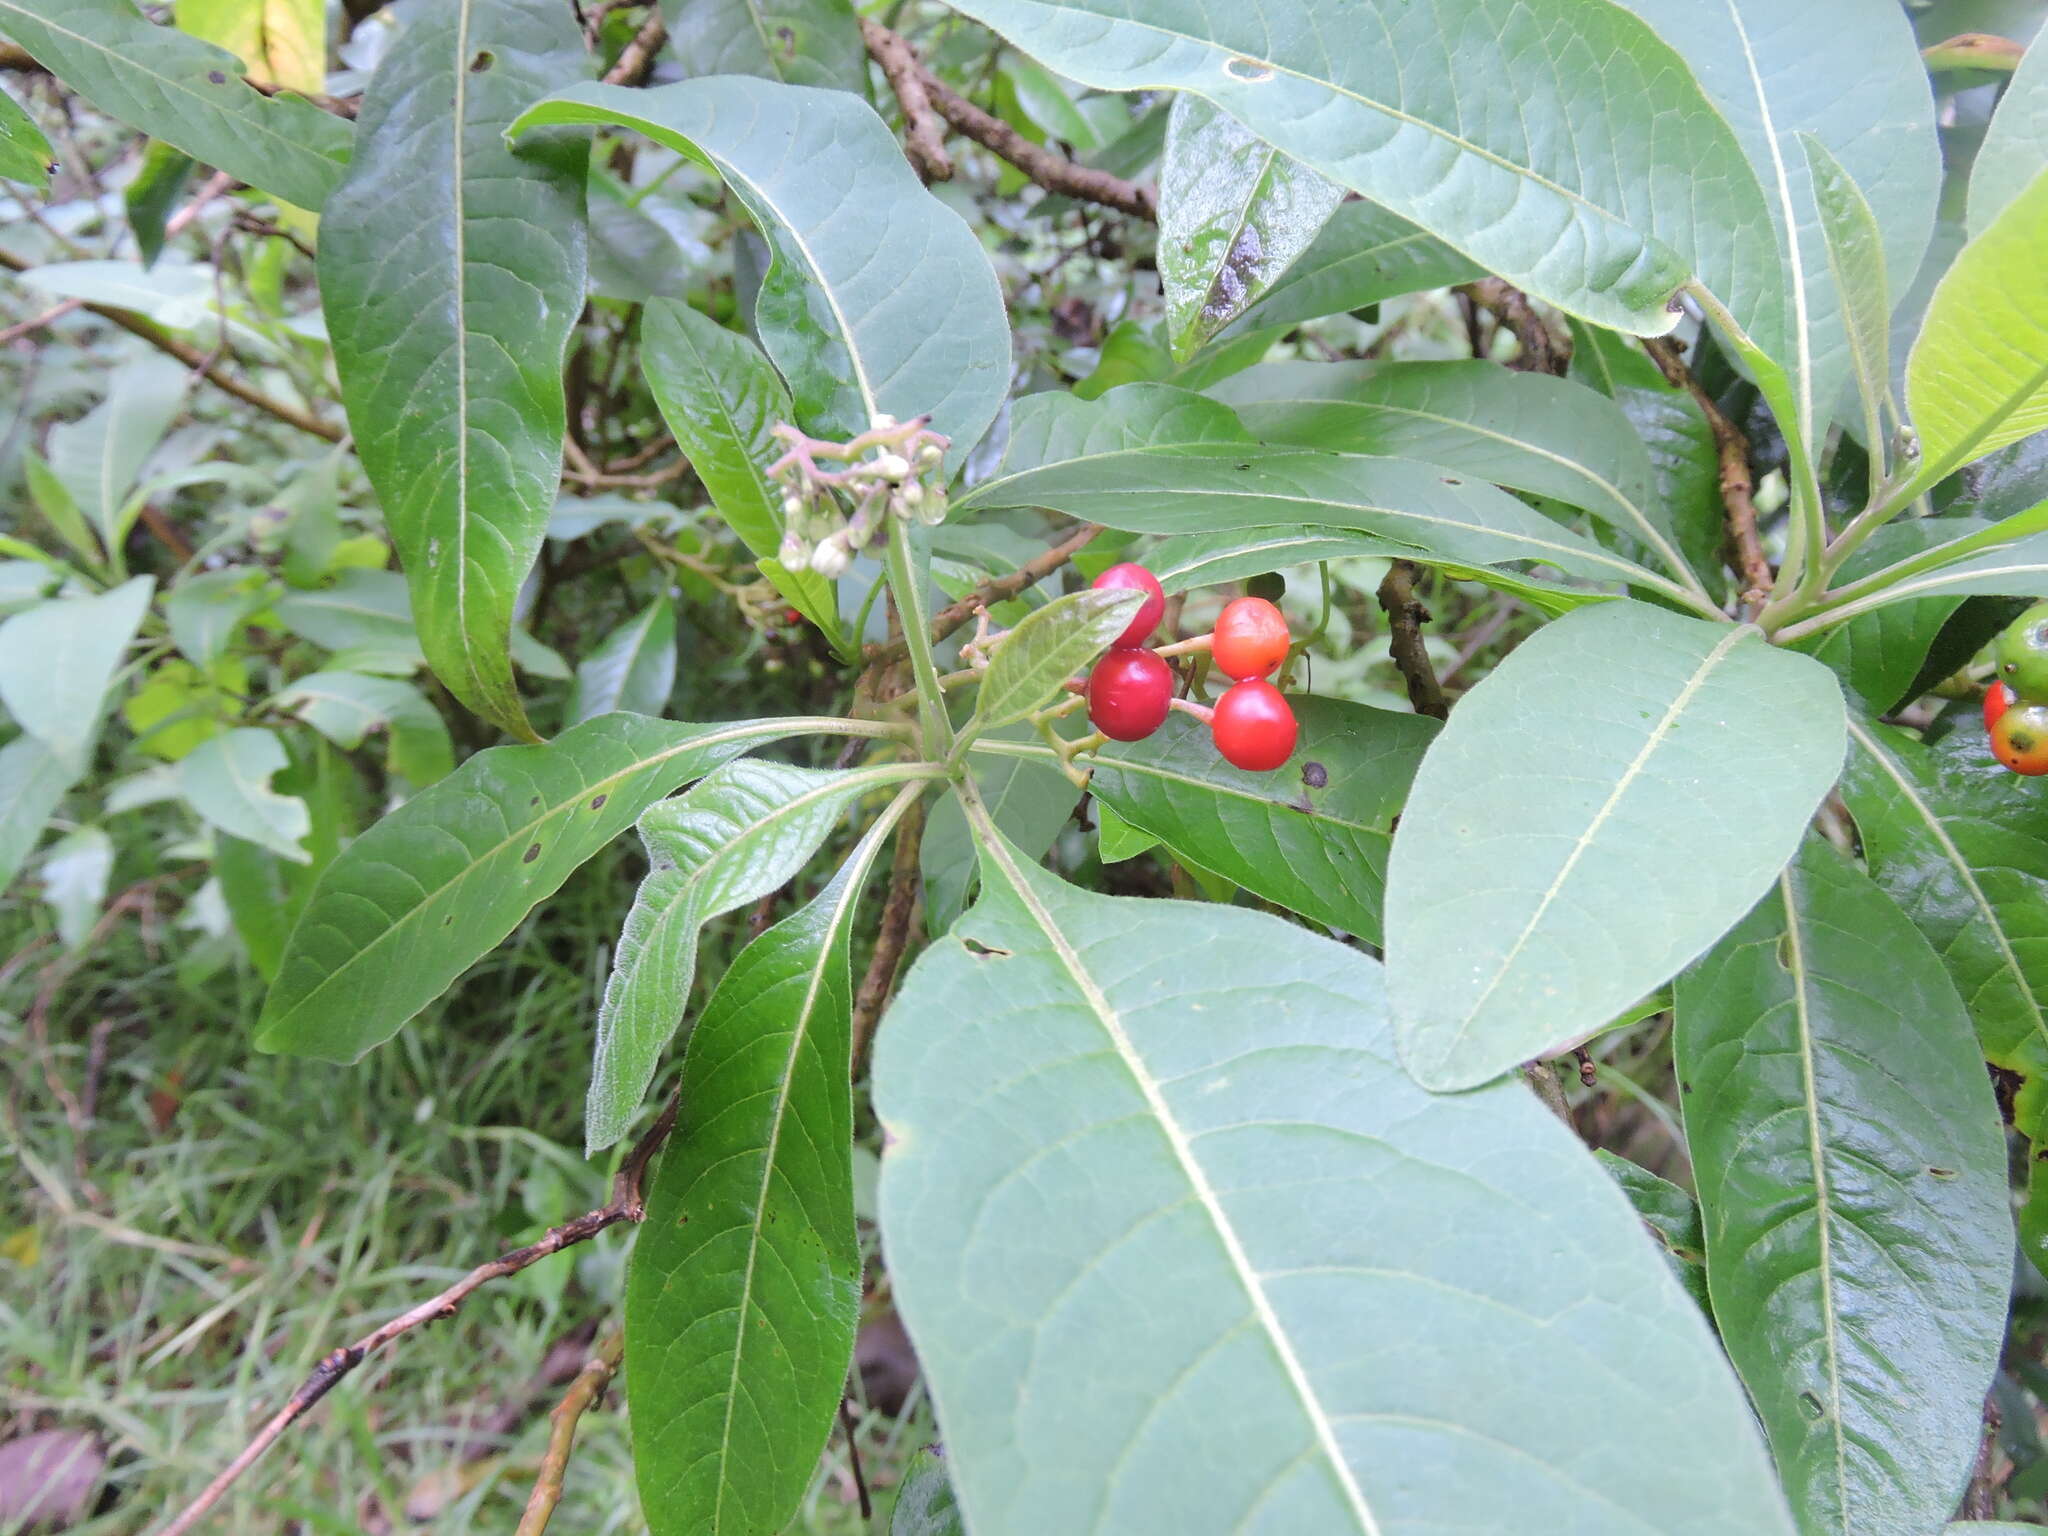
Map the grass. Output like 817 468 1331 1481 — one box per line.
1 839 917 1534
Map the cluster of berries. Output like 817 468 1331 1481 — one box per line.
1986 601 2048 775
1081 563 1300 772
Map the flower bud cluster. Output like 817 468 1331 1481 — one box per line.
767 413 951 577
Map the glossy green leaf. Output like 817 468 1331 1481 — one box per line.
1224 200 1484 339
1593 1150 1709 1312
320 0 589 739
637 299 840 641
48 353 187 562
40 825 113 950
890 1447 965 1536
1092 799 1158 863
1213 359 1697 585
176 726 310 863
0 734 78 894
511 79 1010 460
0 0 349 210
255 712 888 1061
662 0 865 93
0 80 51 190
1603 0 1934 440
22 447 103 570
1906 168 2048 490
270 568 422 661
941 0 1782 352
567 598 676 725
165 567 273 669
125 141 196 268
973 587 1142 731
590 760 923 1150
1146 527 1413 594
0 577 154 771
1841 716 2048 1228
1084 695 1437 944
1157 93 1341 362
1798 133 1893 448
1970 35 2048 235
875 835 1795 1534
626 804 904 1536
1389 601 1847 1091
1676 838 2012 1535
272 671 454 787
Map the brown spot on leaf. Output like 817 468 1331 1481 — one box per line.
523 843 541 863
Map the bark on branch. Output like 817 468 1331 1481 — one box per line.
1641 335 1772 611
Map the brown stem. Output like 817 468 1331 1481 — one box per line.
864 522 1104 670
1376 560 1448 720
0 247 344 442
850 796 927 1077
145 1098 679 1536
860 19 954 183
514 1327 626 1536
600 12 668 86
1641 336 1770 611
838 1396 874 1521
1521 1061 1574 1124
1460 279 1566 376
860 23 1154 219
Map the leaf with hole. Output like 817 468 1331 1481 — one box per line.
1675 837 2011 1535
1388 600 1847 1090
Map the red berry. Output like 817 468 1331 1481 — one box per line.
1992 702 2048 775
1987 680 2017 731
1211 596 1291 680
1091 562 1165 648
1087 648 1174 741
1211 680 1298 771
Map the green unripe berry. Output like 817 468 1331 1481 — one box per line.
1996 601 2048 703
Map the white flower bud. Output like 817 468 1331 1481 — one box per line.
869 412 898 431
916 486 949 525
778 530 809 568
810 534 853 578
916 442 944 469
898 482 924 509
873 452 910 481
781 492 805 519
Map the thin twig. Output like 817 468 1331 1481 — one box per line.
838 1396 874 1521
861 23 1154 219
1521 1061 1574 1124
514 1327 625 1536
864 522 1104 669
1460 278 1566 375
600 11 668 86
859 19 954 183
1376 560 1448 720
146 1099 680 1536
0 298 83 345
850 795 927 1077
1642 336 1770 612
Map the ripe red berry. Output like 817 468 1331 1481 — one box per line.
1987 680 2017 731
1992 701 2048 776
1211 596 1292 680
1087 648 1174 741
1211 679 1298 771
1091 562 1165 648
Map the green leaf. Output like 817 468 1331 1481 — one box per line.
1592 1150 1709 1312
1906 168 2048 489
875 836 1795 1534
1157 93 1341 362
1970 34 2048 235
636 299 839 641
511 78 1011 461
1085 695 1436 945
1213 359 1697 585
48 353 188 563
1797 521 1977 711
972 587 1142 731
1223 200 1484 339
940 0 1781 352
567 598 676 725
1388 601 1847 1091
921 735 1075 934
1601 0 1935 441
22 447 104 569
1798 133 1893 449
272 670 454 787
174 0 324 92
0 0 350 211
889 1447 965 1536
1146 527 1414 595
0 734 79 894
176 726 310 862
270 568 423 661
165 567 274 669
255 712 883 1061
124 140 196 268
0 576 154 770
1840 716 2048 1217
590 760 921 1150
1675 838 2012 1535
625 804 902 1536
320 0 590 739
40 825 113 949
662 0 865 93
1092 799 1157 863
0 79 52 190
